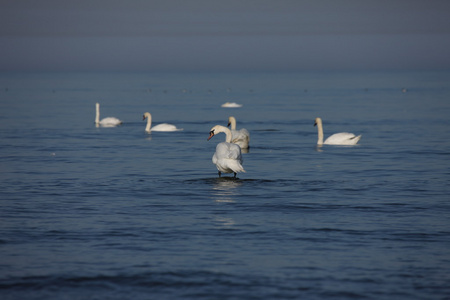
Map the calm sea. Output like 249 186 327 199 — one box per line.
1 71 449 299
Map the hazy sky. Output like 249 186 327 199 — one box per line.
1 0 450 71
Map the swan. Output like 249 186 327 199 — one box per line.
227 116 250 149
95 103 122 127
221 102 242 108
143 112 183 133
207 125 245 178
314 117 361 145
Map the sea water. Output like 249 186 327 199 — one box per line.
0 71 449 299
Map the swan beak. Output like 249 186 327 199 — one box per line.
207 130 215 141
227 122 231 127
314 122 317 127
142 115 146 120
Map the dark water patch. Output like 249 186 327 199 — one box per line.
0 271 318 300
309 228 369 235
385 232 450 243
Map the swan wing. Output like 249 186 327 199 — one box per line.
231 128 250 148
99 117 122 126
212 142 245 173
324 132 361 145
215 142 242 160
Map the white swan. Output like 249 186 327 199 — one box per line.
143 112 183 133
221 102 242 108
314 117 361 145
95 103 122 127
227 116 250 149
207 125 245 178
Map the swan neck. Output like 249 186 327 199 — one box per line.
317 120 324 145
210 125 233 143
213 125 233 143
145 114 152 132
95 103 100 124
223 127 233 143
229 117 237 130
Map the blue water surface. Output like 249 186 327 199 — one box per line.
0 71 449 299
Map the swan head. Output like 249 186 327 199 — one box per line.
227 116 235 127
208 125 232 142
208 128 216 141
314 117 322 127
208 125 224 141
143 112 151 120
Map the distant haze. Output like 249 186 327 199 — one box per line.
1 0 450 71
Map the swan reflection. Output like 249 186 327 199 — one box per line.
211 178 241 229
211 178 242 203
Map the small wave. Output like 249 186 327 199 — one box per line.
0 271 309 300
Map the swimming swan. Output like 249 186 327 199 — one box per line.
143 112 183 133
208 125 245 178
95 103 122 127
221 102 242 108
314 117 361 145
227 116 250 149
